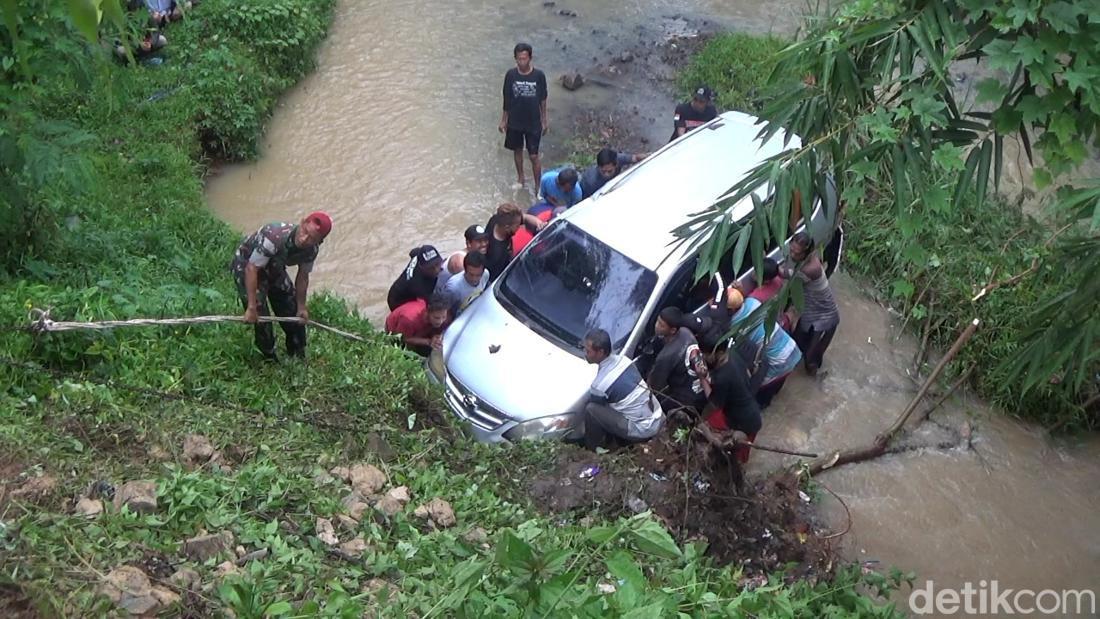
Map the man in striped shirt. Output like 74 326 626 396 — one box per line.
577 329 664 450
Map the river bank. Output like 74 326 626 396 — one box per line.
201 0 1100 614
0 1 903 616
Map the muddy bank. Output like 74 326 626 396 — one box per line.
526 433 834 581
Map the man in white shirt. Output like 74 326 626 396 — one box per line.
576 329 664 450
443 251 490 314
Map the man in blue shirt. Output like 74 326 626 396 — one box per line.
538 167 582 208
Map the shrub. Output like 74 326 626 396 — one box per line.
678 33 789 113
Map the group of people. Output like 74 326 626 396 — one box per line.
228 40 839 463
114 0 196 62
573 232 841 458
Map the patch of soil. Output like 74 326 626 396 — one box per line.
0 581 39 619
527 426 833 578
0 454 27 514
59 411 144 455
136 551 176 580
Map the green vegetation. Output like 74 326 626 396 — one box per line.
678 33 788 114
681 1 1100 430
0 1 902 617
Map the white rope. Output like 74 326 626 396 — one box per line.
26 308 367 343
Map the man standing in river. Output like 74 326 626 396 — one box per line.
499 43 548 189
231 212 332 361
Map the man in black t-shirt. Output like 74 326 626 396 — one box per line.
669 86 718 142
484 203 524 283
387 245 444 311
499 43 549 189
698 330 762 464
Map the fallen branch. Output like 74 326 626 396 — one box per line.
801 318 980 478
971 222 1074 302
914 364 976 426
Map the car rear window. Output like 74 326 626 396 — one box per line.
497 221 657 353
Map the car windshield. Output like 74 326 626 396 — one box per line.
498 221 657 352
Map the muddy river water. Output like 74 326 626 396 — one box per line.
206 0 1099 614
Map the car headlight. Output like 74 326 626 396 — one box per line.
503 413 579 441
426 349 446 382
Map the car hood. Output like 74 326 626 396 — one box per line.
443 290 595 423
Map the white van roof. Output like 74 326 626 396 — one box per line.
565 111 800 272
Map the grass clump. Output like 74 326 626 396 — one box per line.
678 33 789 114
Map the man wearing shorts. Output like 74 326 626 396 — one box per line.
499 42 548 188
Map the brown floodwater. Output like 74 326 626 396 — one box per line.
206 1 1100 615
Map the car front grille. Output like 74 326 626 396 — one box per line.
445 374 510 431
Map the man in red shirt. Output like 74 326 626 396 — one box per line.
384 294 450 357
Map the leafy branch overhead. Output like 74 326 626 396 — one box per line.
686 0 1099 406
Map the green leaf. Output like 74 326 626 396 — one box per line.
585 525 618 544
891 278 915 299
67 0 99 43
982 39 1018 72
975 78 1007 103
1014 94 1049 125
788 273 805 313
495 530 537 575
1012 35 1045 67
1033 167 1053 188
100 0 124 30
606 551 646 591
1048 112 1078 145
728 225 752 277
1042 1 1082 33
263 601 293 616
1062 67 1100 95
627 516 682 559
975 139 992 207
453 557 487 588
932 143 965 172
622 602 668 619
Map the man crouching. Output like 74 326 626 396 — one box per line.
573 329 663 451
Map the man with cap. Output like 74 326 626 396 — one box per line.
669 86 718 142
436 224 491 294
387 245 444 311
447 225 491 275
231 211 332 360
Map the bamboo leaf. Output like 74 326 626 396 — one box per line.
954 145 981 206
729 226 752 277
67 0 99 43
975 139 992 207
788 273 805 313
993 134 1003 191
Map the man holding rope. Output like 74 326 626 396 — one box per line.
231 212 332 361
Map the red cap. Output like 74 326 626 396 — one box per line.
306 211 332 237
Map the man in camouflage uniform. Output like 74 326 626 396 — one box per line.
230 211 332 360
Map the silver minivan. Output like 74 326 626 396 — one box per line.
428 111 840 442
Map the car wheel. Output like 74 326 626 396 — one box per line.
824 226 844 279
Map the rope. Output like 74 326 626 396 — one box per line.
25 308 367 342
